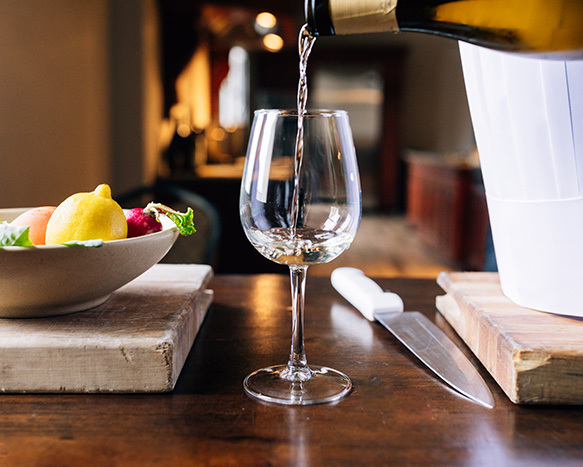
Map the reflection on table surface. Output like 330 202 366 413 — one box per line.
0 274 575 465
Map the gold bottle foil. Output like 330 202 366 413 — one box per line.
329 0 399 35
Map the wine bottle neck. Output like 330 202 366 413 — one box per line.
305 0 335 35
320 0 400 36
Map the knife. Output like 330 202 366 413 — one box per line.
331 267 495 409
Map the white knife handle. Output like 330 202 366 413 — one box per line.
331 268 404 321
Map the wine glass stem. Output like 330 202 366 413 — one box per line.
282 265 312 382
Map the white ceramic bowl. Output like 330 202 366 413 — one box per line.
0 208 179 318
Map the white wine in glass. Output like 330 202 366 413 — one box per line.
240 109 361 405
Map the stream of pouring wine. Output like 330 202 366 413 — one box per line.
291 24 317 234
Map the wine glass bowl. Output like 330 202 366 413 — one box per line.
240 109 361 405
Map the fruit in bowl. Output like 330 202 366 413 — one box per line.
10 206 56 245
0 184 196 318
45 184 128 245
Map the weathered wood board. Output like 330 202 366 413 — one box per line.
436 272 583 404
0 264 213 393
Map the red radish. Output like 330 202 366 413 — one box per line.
125 203 195 238
125 208 162 238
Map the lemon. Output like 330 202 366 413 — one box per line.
45 184 128 244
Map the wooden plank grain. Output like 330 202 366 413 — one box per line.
0 264 213 393
436 271 583 404
1 276 583 465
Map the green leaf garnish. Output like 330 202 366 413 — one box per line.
63 239 104 248
143 203 197 236
0 221 34 246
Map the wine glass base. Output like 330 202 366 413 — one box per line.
243 364 352 405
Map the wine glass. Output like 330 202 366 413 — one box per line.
239 109 361 405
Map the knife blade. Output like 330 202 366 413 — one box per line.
331 267 494 409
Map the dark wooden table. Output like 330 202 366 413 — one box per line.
2 274 583 465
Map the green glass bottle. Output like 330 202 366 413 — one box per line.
305 0 583 58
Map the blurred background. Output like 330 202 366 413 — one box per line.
0 0 494 277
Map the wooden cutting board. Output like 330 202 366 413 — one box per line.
436 272 583 404
0 264 213 393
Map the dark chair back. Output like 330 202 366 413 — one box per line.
116 182 221 267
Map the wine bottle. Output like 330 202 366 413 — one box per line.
305 0 583 58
